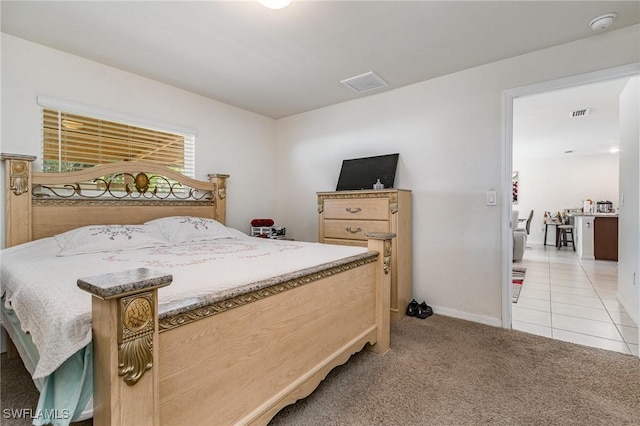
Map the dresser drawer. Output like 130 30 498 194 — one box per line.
323 198 389 220
323 219 390 240
323 238 368 248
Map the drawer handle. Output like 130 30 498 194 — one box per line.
345 207 362 213
345 227 362 234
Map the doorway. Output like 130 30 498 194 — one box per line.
502 64 640 357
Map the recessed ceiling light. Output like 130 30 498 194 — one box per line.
589 13 617 31
258 0 292 9
609 147 620 153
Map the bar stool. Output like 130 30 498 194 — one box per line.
556 224 575 251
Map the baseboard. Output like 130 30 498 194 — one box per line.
617 294 639 327
431 306 503 328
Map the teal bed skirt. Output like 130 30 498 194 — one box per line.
1 300 93 426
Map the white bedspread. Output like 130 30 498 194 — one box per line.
0 235 366 379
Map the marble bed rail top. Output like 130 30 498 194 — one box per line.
158 250 381 321
77 267 173 300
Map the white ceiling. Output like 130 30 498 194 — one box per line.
2 1 639 119
513 77 632 161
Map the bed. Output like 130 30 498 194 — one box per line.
1 153 394 426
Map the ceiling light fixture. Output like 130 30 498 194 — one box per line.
258 0 292 9
589 13 617 31
609 147 620 154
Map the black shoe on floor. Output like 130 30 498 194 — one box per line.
416 301 433 319
406 299 419 316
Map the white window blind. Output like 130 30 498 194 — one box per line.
42 108 195 178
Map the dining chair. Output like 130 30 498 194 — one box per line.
524 210 534 235
556 214 575 251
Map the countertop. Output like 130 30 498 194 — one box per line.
567 212 618 218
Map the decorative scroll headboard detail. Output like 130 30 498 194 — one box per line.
33 171 214 201
1 153 229 247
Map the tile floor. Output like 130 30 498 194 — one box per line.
512 243 639 356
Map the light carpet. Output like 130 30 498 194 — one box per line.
2 315 639 426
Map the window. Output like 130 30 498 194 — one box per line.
42 108 195 177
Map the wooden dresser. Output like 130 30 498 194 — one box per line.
317 189 412 320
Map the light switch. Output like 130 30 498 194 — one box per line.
486 190 497 206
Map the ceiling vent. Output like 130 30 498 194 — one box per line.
570 108 590 118
340 71 388 93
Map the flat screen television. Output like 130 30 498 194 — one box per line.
336 153 399 191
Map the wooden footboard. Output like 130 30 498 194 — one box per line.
79 234 393 426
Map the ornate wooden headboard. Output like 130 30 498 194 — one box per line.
1 153 228 247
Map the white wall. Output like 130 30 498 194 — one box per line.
274 25 640 326
618 77 639 326
0 34 278 239
512 154 619 245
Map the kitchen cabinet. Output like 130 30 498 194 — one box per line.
594 216 618 261
573 214 618 261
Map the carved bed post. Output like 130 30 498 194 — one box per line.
366 232 396 355
1 153 36 247
208 173 229 225
77 268 172 426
